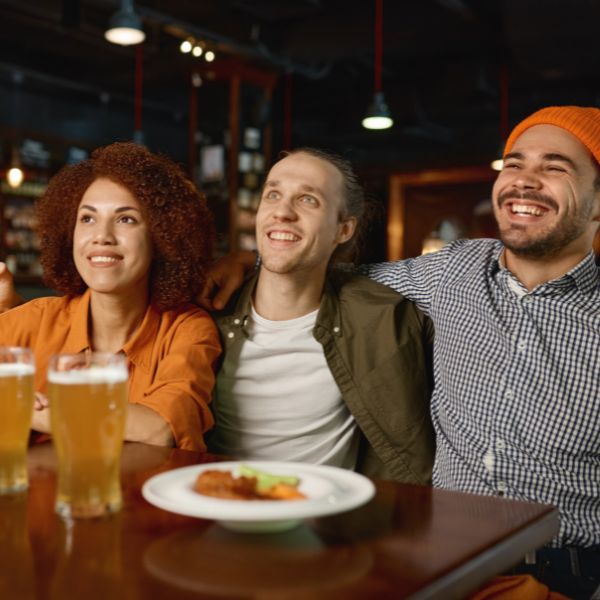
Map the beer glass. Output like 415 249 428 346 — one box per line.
0 347 35 494
48 352 128 519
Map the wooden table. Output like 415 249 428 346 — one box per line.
0 442 559 599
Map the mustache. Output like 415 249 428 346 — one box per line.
497 190 558 211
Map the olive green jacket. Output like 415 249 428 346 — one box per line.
212 270 435 484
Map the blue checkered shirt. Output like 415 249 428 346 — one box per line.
360 238 600 547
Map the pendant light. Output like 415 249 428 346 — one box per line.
362 0 393 130
105 0 145 46
6 148 24 189
491 65 509 171
6 71 24 189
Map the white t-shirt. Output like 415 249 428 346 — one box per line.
211 306 359 468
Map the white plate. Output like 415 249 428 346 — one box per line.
142 461 375 532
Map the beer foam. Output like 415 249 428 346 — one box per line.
0 363 35 377
48 366 127 385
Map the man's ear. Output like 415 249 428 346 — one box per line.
336 216 357 244
593 190 600 222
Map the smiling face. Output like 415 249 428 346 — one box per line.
72 178 153 298
492 124 600 259
255 153 356 278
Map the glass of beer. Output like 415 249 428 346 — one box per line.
48 352 128 519
0 347 35 494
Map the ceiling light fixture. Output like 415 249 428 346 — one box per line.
362 0 393 130
6 148 24 189
491 65 509 171
490 146 505 172
180 40 192 54
105 0 146 46
192 45 203 58
204 50 215 63
7 72 24 188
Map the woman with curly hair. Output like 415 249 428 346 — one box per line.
0 142 221 451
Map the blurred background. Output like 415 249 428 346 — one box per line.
1 0 599 296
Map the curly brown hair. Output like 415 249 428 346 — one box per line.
37 142 214 310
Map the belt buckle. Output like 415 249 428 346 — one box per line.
568 547 581 577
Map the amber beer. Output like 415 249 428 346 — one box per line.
0 348 35 494
48 353 128 518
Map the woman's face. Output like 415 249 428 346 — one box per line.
73 178 153 299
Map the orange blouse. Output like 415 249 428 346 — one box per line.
0 290 221 451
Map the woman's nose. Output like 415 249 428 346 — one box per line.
93 222 117 244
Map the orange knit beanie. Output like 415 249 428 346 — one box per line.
504 105 600 166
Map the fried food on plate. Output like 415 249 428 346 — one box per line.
193 467 306 501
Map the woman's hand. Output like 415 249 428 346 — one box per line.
31 392 51 433
197 251 257 311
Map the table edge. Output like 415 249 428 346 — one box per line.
408 507 560 600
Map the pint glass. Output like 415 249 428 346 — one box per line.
48 352 128 518
0 347 35 494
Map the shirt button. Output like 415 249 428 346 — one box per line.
504 389 514 400
522 296 532 304
496 439 506 451
233 318 241 325
517 340 526 351
333 326 340 333
227 332 235 339
497 481 507 493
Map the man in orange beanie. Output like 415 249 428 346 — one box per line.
196 106 600 598
364 105 600 599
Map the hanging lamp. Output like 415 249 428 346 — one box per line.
491 65 509 171
105 0 145 46
362 0 393 130
6 72 24 189
6 147 24 189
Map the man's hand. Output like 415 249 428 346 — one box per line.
197 251 257 311
0 262 23 313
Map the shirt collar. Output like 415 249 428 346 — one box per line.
63 289 160 370
226 271 259 325
62 289 92 353
487 243 505 278
493 246 599 296
563 251 600 295
121 302 160 370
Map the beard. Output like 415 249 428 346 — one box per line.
495 190 595 259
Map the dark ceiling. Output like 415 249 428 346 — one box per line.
1 0 600 171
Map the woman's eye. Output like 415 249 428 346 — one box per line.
79 214 93 223
118 215 137 224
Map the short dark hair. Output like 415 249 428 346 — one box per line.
37 142 214 310
279 147 369 263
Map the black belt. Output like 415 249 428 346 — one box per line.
523 546 600 580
